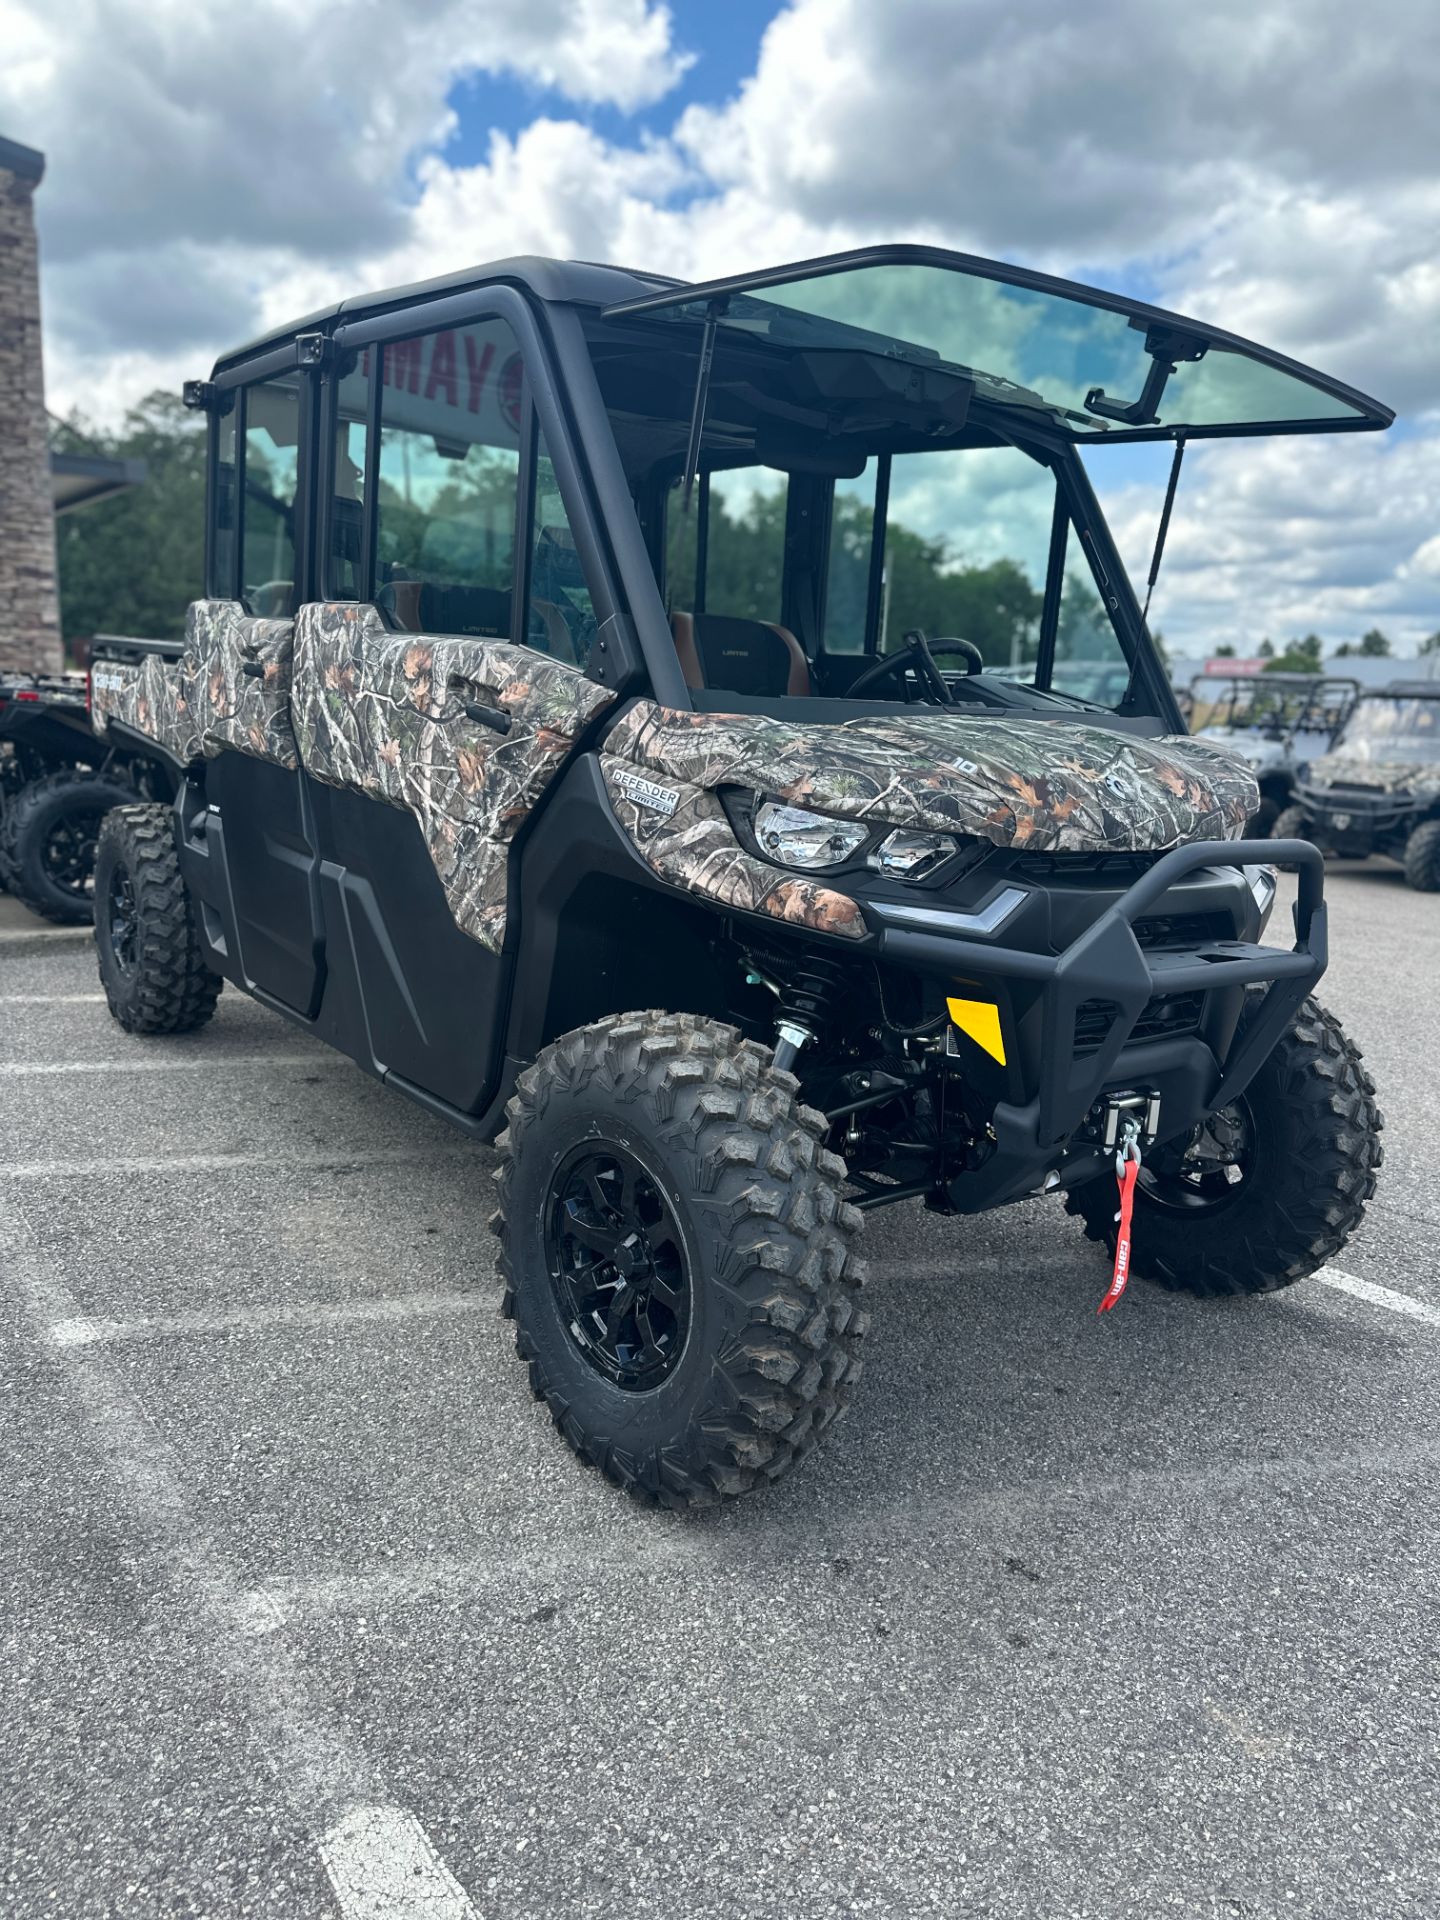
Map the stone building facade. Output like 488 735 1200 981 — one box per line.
0 135 61 673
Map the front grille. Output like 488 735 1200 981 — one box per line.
1073 992 1205 1058
1012 850 1161 883
1132 911 1232 949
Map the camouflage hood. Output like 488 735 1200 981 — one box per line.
604 703 1258 854
1304 752 1440 800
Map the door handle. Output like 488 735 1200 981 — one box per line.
241 659 267 679
461 701 512 735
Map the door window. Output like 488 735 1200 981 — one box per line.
526 432 596 665
373 318 525 638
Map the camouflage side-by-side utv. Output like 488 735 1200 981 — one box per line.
1275 682 1440 890
88 246 1387 1507
1188 670 1359 835
0 665 175 923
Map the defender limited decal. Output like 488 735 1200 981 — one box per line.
612 769 680 817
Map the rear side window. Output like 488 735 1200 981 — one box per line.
239 373 302 618
211 391 238 601
372 318 525 638
663 468 789 624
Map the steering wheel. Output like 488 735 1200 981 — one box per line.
846 630 985 705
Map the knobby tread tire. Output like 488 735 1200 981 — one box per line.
93 804 222 1035
1064 996 1382 1297
0 766 136 925
1402 819 1440 892
494 1011 868 1509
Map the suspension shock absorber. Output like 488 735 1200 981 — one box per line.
770 954 846 1075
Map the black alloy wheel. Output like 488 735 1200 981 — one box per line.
545 1143 692 1391
1137 1100 1253 1214
42 801 107 902
106 861 139 973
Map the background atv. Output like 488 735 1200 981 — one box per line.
1189 670 1359 835
88 243 1387 1508
0 658 174 924
1275 682 1440 889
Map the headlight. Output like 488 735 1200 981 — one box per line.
870 827 960 879
753 801 869 870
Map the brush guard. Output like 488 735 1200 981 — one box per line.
875 839 1326 1211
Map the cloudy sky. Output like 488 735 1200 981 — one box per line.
4 0 1438 655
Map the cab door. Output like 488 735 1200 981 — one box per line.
290 300 618 1113
182 362 327 1021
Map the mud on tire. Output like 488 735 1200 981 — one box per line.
1065 996 1382 1297
494 1011 868 1508
93 804 222 1035
0 766 136 924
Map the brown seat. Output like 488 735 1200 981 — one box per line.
670 612 811 698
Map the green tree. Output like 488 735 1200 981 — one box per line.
1266 633 1324 673
1334 628 1392 659
1257 638 1275 659
53 393 206 655
1419 631 1440 657
1213 643 1236 658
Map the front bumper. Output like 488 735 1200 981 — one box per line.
1298 783 1418 853
874 839 1325 1210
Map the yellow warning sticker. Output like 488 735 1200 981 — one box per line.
946 997 1006 1066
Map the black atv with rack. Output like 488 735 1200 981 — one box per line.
0 652 176 925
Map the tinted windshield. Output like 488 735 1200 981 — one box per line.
1338 698 1440 763
1192 678 1355 734
589 300 1158 722
607 251 1391 442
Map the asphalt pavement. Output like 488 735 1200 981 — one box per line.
1 861 1437 1919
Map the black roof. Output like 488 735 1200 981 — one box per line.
212 256 676 374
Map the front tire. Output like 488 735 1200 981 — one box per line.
1270 803 1315 870
494 1012 868 1508
1402 819 1440 892
1251 793 1282 838
1065 997 1381 1296
93 804 221 1034
0 767 136 924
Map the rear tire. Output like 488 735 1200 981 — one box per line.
495 1011 868 1508
0 767 134 924
1402 819 1440 892
1064 996 1381 1297
93 804 221 1034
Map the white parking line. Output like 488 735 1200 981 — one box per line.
3 1146 480 1179
0 1052 326 1075
50 1289 491 1347
1317 1265 1440 1329
320 1806 480 1920
0 992 108 1003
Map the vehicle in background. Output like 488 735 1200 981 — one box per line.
1276 682 1440 889
1189 671 1360 835
0 657 174 923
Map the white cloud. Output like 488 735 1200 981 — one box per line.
11 0 1440 653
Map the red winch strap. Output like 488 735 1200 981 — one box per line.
1098 1157 1140 1315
